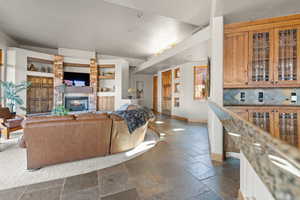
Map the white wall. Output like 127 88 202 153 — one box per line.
156 60 209 121
240 152 275 200
131 74 153 108
208 16 224 157
173 61 208 121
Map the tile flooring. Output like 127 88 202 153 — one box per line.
0 115 240 200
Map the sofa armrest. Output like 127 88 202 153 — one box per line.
110 114 123 121
0 118 5 123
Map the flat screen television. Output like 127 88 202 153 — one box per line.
64 72 90 87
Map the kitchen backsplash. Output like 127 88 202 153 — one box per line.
224 88 300 106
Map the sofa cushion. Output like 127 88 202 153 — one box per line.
75 113 109 120
4 118 23 128
23 115 75 127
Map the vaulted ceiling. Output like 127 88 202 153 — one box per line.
0 0 299 61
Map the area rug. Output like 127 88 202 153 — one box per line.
0 130 159 190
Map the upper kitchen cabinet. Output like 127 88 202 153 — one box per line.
248 29 274 86
274 26 300 86
224 14 300 89
224 32 249 88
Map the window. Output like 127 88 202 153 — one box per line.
194 66 208 100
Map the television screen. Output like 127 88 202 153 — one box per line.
64 72 90 86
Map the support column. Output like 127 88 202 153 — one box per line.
53 55 64 107
208 16 224 162
89 58 98 111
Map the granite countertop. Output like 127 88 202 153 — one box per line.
209 101 300 200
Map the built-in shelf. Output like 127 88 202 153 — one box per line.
27 71 54 78
98 75 115 79
97 92 115 96
64 86 93 94
98 64 115 69
28 57 53 64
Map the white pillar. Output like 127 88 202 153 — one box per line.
208 16 224 161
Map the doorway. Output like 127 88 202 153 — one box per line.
153 76 158 112
161 70 172 115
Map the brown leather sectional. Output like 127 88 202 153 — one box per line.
23 113 149 170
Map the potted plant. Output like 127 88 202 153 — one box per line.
0 81 31 113
52 105 69 116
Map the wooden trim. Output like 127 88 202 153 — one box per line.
238 189 245 200
211 153 224 162
0 49 3 66
225 13 300 33
98 75 115 79
171 115 188 121
187 119 208 123
98 64 115 68
63 62 89 67
27 57 53 64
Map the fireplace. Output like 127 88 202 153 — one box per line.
65 96 89 112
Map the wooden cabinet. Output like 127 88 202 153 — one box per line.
224 32 249 88
274 26 300 86
97 96 114 111
274 108 300 148
27 76 53 114
228 107 249 120
248 108 275 135
224 14 300 88
227 106 300 148
248 29 274 86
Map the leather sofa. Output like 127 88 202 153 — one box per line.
22 112 150 170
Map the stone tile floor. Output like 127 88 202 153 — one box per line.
0 115 240 200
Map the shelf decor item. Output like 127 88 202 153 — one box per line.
0 81 31 112
28 64 37 71
128 88 136 99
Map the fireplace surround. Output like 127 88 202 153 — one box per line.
65 96 89 112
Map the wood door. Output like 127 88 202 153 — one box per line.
248 108 275 135
98 96 115 111
161 70 172 115
27 76 53 114
224 32 249 88
274 108 300 148
227 107 249 121
274 26 300 87
248 29 274 87
152 76 158 112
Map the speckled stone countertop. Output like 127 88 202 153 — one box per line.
208 101 300 200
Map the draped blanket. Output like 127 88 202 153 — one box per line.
113 107 154 133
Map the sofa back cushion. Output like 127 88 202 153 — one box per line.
75 113 109 121
23 115 75 127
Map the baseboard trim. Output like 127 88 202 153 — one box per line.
171 115 188 121
238 189 245 200
226 152 240 159
187 119 208 123
211 153 224 162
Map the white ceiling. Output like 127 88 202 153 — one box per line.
139 41 209 74
216 0 300 24
0 0 198 59
104 0 211 26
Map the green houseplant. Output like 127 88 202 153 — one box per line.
52 105 69 116
0 81 31 113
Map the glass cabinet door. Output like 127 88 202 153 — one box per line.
249 109 274 135
274 27 300 85
274 110 300 148
249 30 274 86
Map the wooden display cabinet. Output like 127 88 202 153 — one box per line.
274 26 300 87
274 108 300 148
248 107 275 135
248 29 274 87
224 14 300 89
